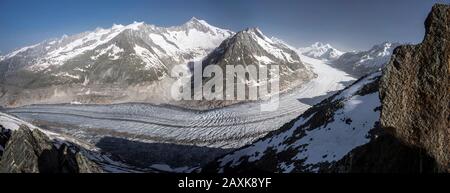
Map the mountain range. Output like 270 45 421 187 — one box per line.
0 18 316 108
298 42 344 61
331 42 401 77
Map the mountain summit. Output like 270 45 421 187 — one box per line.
298 42 344 61
201 27 315 94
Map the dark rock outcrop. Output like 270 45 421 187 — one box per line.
326 134 438 173
0 125 12 157
0 125 103 173
379 4 450 172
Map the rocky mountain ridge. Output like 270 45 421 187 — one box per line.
332 42 401 77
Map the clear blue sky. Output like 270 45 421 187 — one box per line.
0 0 448 53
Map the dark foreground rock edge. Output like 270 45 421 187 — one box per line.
0 125 103 173
379 4 450 172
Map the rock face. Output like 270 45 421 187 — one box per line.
0 125 11 157
380 4 450 172
0 125 103 173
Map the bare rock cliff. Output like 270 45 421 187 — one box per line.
380 4 450 172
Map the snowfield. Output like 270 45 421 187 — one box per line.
5 55 354 149
211 72 381 173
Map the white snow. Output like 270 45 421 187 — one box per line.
216 69 380 172
133 44 165 70
4 18 232 76
5 43 40 59
53 72 80 79
337 42 399 69
74 67 86 72
148 33 179 55
253 55 274 64
289 92 380 170
91 44 124 60
333 71 381 101
0 112 69 143
298 42 344 60
0 112 38 131
27 22 145 71
246 29 298 63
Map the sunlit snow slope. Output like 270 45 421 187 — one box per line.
203 72 381 173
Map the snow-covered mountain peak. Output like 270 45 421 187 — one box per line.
241 27 268 39
331 41 401 77
299 42 344 61
126 21 145 30
368 42 397 57
311 42 332 49
242 27 261 33
236 27 285 48
185 17 207 25
178 17 230 35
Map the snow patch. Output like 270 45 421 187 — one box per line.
91 44 124 60
133 44 165 70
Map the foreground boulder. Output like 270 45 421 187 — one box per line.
0 125 103 173
327 134 438 173
0 125 11 157
380 4 450 172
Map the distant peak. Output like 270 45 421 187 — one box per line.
312 42 332 48
243 27 261 33
185 17 209 26
112 23 124 29
189 16 199 22
370 41 400 50
109 21 144 31
122 21 144 30
241 27 266 38
312 42 324 47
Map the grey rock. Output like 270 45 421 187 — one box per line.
0 125 103 173
379 4 450 172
